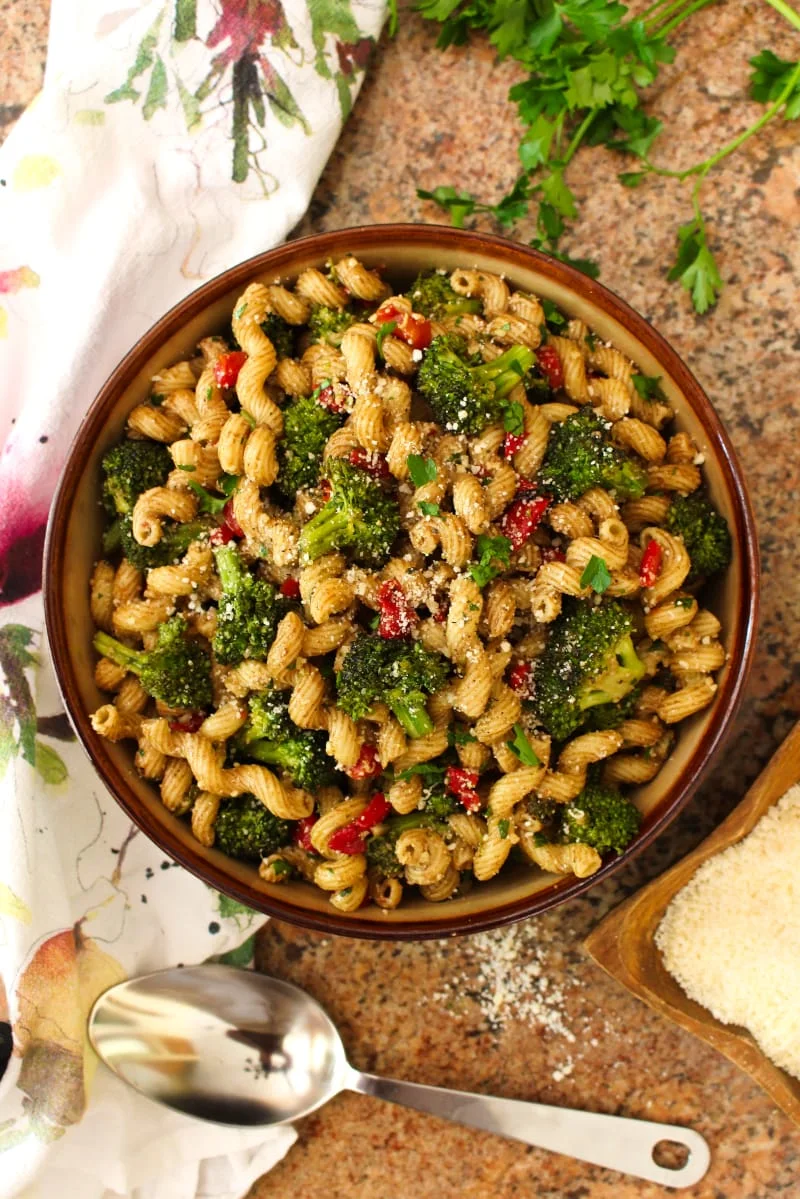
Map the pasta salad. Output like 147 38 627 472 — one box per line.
89 257 732 913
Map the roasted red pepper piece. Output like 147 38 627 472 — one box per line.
316 383 349 414
293 814 318 851
209 523 236 547
541 545 566 563
169 712 206 733
213 351 248 389
639 538 663 588
445 766 482 812
220 498 244 540
502 431 526 460
346 743 382 780
349 446 390 479
500 495 551 551
375 302 432 350
279 576 301 599
536 344 564 391
377 579 418 639
508 662 534 699
327 792 391 853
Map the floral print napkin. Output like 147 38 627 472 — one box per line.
0 1 384 1194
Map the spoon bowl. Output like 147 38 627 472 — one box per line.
89 965 350 1126
90 964 711 1188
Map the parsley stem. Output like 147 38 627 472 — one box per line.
655 0 717 36
562 110 597 165
644 57 800 181
762 0 800 34
644 0 710 31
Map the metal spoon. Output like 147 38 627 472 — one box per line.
89 964 709 1188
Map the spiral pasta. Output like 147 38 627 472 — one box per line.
88 255 731 912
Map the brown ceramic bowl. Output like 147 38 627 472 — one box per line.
44 224 760 940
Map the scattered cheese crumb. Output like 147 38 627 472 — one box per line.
656 783 800 1079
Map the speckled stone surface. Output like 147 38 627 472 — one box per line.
3 1 800 1194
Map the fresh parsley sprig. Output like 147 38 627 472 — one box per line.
414 0 800 313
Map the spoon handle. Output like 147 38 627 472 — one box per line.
351 1072 709 1188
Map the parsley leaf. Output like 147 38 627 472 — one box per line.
749 50 800 119
632 373 666 402
503 401 525 436
498 818 511 839
416 185 476 228
580 554 612 594
469 534 512 588
667 216 723 316
376 321 397 358
506 723 540 767
187 474 239 514
448 725 477 747
407 454 438 487
541 299 567 330
418 501 440 517
397 761 447 783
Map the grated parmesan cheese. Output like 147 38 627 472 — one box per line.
656 783 800 1079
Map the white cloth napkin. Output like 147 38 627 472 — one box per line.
0 0 384 1194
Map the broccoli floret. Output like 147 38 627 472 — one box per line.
581 684 643 732
298 458 400 565
560 781 641 855
93 615 212 709
539 408 647 501
424 788 458 819
525 795 559 826
336 634 448 738
233 688 334 790
237 688 293 745
531 600 646 741
307 305 356 347
665 492 732 581
366 808 452 878
245 730 333 792
366 835 405 878
276 396 344 499
417 333 536 434
107 514 213 570
259 312 294 359
212 544 282 665
213 794 291 861
101 438 172 518
405 271 482 319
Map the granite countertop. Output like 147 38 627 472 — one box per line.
3 1 800 1195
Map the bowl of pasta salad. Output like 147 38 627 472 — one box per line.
44 224 759 938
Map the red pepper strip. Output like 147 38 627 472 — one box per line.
213 351 248 389
445 766 482 812
377 579 418 640
319 478 333 501
374 302 432 350
221 498 244 539
316 383 348 414
639 538 663 588
209 523 236 547
293 814 318 851
280 577 301 599
536 345 564 391
327 792 391 854
169 712 206 733
349 446 390 479
541 546 566 563
508 662 534 699
502 431 526 461
346 743 382 780
499 495 551 551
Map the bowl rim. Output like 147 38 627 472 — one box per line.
43 222 760 940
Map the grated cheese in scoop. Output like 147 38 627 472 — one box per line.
656 783 800 1079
